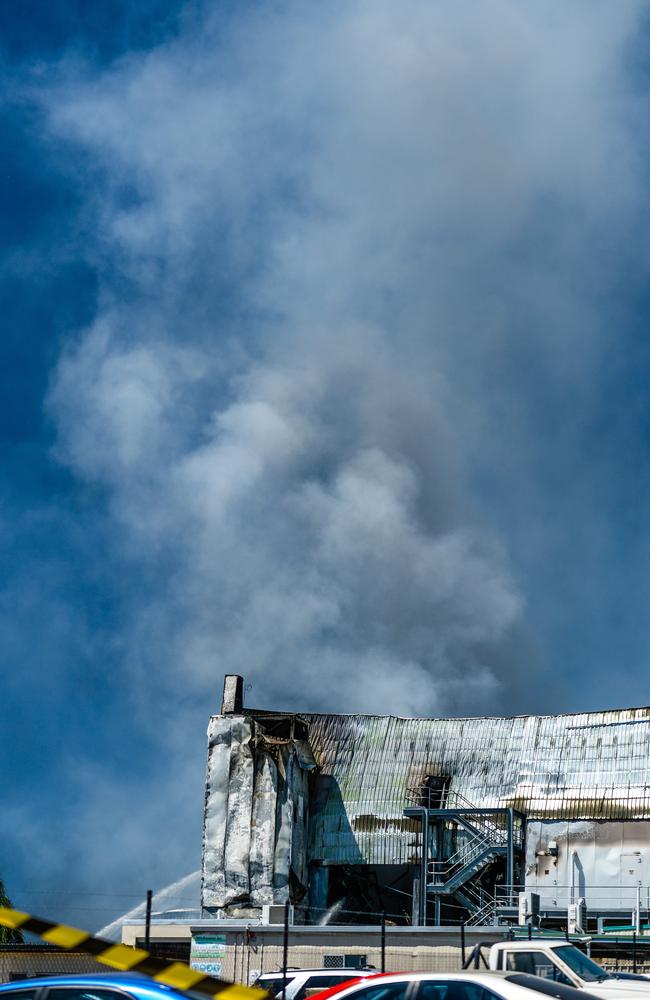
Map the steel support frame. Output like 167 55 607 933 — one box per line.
417 806 429 927
405 805 525 925
507 807 514 889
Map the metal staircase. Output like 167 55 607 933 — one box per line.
454 882 496 926
445 791 510 844
428 820 508 896
404 787 525 926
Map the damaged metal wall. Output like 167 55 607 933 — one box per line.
303 707 650 866
202 715 254 908
201 715 315 911
202 703 650 910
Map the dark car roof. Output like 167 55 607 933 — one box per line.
0 975 170 992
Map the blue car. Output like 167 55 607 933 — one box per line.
0 974 206 1000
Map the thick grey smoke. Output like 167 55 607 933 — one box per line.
45 0 645 716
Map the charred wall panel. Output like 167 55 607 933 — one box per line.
202 715 254 908
249 751 278 906
201 714 314 912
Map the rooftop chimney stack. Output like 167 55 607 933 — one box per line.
221 674 244 714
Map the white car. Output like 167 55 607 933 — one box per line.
485 941 650 998
255 969 375 1000
305 970 616 1000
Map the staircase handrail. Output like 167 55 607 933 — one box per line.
445 791 510 845
429 845 505 893
465 897 496 926
429 833 495 879
457 880 484 907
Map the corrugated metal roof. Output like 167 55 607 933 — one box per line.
295 706 650 864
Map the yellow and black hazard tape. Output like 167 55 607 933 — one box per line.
0 907 268 1000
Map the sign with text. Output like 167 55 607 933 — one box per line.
190 934 227 977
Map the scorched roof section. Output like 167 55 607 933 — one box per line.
223 705 650 823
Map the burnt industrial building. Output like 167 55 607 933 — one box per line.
201 675 650 928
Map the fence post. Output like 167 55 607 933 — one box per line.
460 919 466 968
633 932 637 974
145 889 153 950
381 911 386 973
282 901 290 1000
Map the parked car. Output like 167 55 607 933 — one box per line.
475 941 650 997
254 970 375 1000
307 970 640 1000
0 973 226 1000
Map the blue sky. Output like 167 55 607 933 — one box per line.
3 0 650 928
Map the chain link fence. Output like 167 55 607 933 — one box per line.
212 907 495 984
216 907 650 985
230 938 467 985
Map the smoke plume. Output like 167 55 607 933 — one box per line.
5 0 649 924
43 1 647 717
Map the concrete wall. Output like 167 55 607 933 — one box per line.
210 926 502 983
121 921 192 948
124 921 501 984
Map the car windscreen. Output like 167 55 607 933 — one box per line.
505 973 601 1000
551 948 609 983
